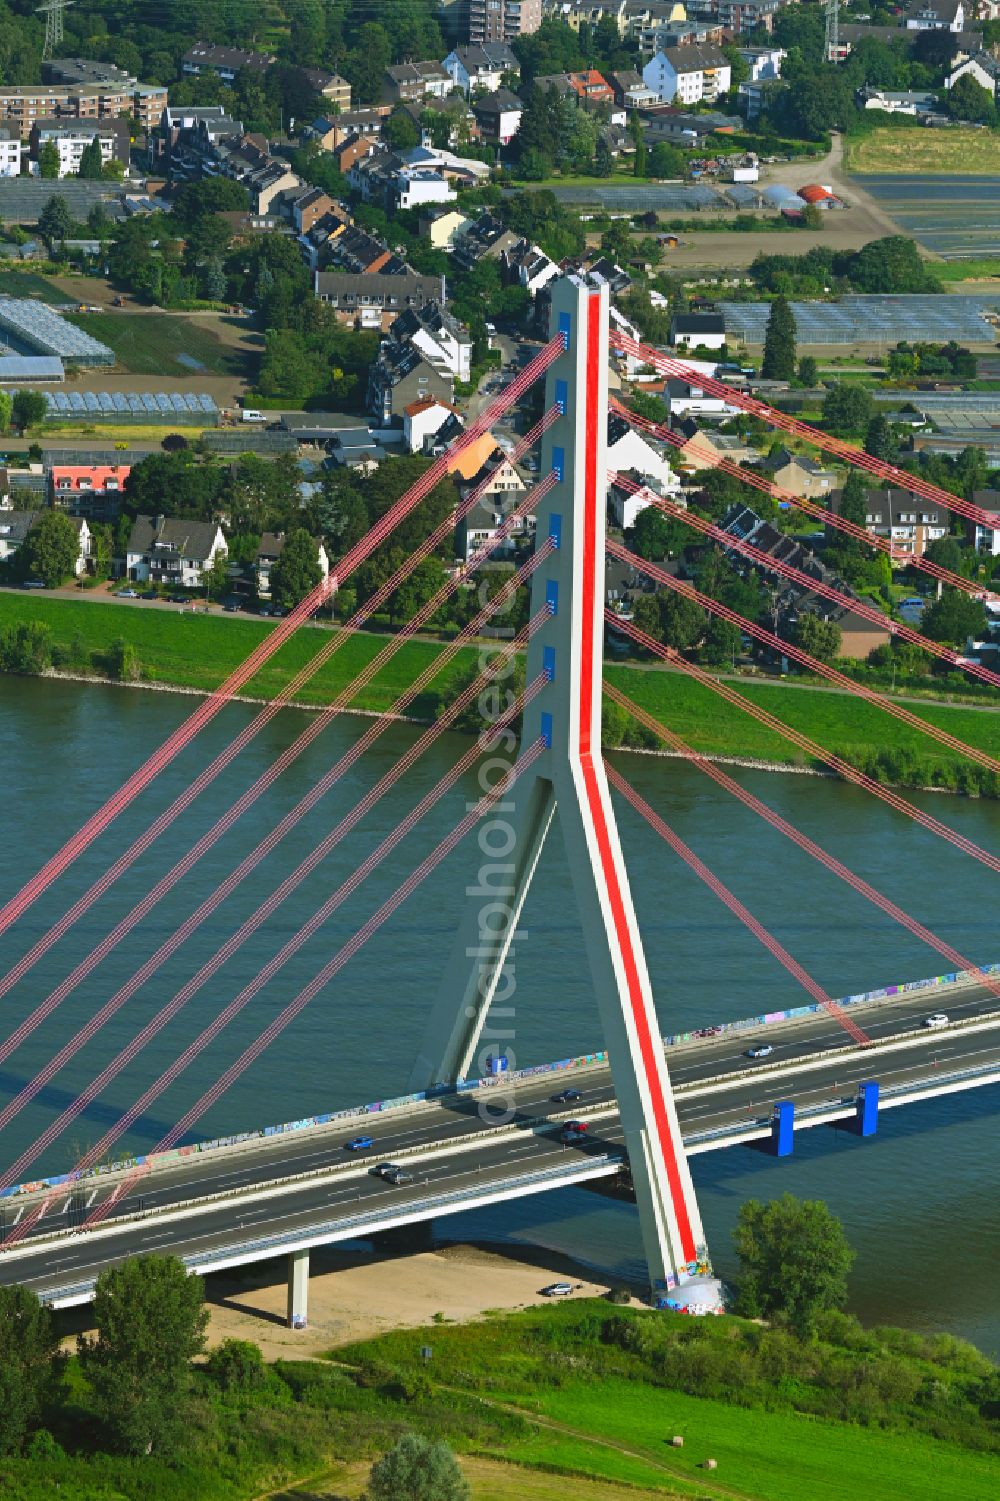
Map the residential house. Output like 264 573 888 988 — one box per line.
403 395 464 453
50 463 131 522
29 117 129 177
303 109 386 151
368 341 455 424
389 301 473 381
858 86 940 116
381 61 453 104
442 41 520 95
501 238 560 296
418 205 473 249
828 486 949 560
322 224 397 274
348 148 458 212
606 69 658 107
289 186 337 235
314 268 444 330
737 76 783 122
181 43 275 82
550 2 628 35
671 311 726 350
472 88 523 145
904 0 965 28
622 2 693 53
566 69 617 105
713 0 781 34
125 514 227 588
642 109 740 144
737 46 785 80
767 450 836 499
642 45 731 105
0 69 166 140
301 69 351 111
0 126 22 176
947 50 1000 95
452 440 531 562
968 490 1000 554
664 375 735 418
721 502 891 659
0 508 89 575
450 210 520 271
606 413 680 499
673 422 759 471
255 531 330 598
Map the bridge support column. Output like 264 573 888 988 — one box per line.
286 1247 309 1329
409 276 709 1297
770 1100 794 1156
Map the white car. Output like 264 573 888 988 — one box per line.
923 1012 949 1029
540 1282 573 1297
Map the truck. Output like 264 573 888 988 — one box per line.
241 409 266 423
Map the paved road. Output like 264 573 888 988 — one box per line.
2 979 997 1299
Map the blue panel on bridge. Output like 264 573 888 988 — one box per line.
554 378 568 414
558 312 571 350
771 1100 794 1157
543 645 556 682
546 579 559 616
548 511 562 549
551 445 565 482
540 711 553 748
856 1080 879 1137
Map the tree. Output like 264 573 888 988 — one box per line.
825 466 873 585
201 552 229 602
37 194 72 248
921 587 987 646
205 1338 267 1393
864 413 898 464
0 1284 60 1454
269 528 322 610
625 504 684 559
79 1255 208 1456
594 136 614 177
796 355 818 387
822 382 873 437
802 202 824 231
77 135 105 179
385 109 421 151
171 177 249 229
0 389 11 433
793 610 842 663
948 73 997 126
847 236 940 295
367 1434 469 1501
18 510 80 587
12 390 49 433
648 142 686 179
923 535 964 574
660 592 705 651
733 1193 855 1337
761 296 796 382
37 140 60 179
0 621 52 675
700 615 740 667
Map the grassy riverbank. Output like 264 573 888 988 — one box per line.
3 592 999 793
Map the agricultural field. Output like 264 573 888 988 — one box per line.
849 171 1000 260
0 270 75 303
62 311 251 378
845 127 1000 175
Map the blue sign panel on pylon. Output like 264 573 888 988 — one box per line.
771 1100 794 1157
558 312 571 349
543 646 556 681
546 579 559 616
856 1080 879 1137
540 712 553 748
555 379 568 414
552 445 565 482
548 512 562 548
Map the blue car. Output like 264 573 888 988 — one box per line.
345 1134 374 1151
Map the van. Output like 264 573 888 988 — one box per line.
242 409 266 423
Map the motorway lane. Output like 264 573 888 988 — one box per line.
4 979 999 1243
2 1009 999 1297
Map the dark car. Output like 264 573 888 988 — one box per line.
223 600 242 612
551 1088 582 1104
561 1120 588 1144
344 1134 374 1151
383 1168 412 1186
168 593 188 604
140 590 159 600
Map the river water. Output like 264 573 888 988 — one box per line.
2 676 999 1353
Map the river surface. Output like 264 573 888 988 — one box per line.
1 676 999 1353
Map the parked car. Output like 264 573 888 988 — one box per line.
344 1134 374 1151
540 1282 573 1297
923 1012 949 1029
115 588 138 598
745 1044 774 1060
168 593 188 604
139 590 158 600
551 1088 582 1104
22 579 46 589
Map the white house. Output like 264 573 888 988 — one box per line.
904 0 965 28
607 475 686 532
737 46 785 81
0 126 21 176
642 45 731 106
947 51 1000 96
31 120 126 178
442 42 519 96
606 416 680 499
968 490 1000 555
390 301 473 382
125 514 227 588
665 376 736 418
0 509 89 574
671 312 727 351
255 531 330 598
403 395 462 453
394 165 457 211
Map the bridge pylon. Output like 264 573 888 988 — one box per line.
410 276 711 1295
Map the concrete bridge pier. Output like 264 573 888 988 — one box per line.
286 1247 309 1329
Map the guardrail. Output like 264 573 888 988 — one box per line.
3 959 995 1212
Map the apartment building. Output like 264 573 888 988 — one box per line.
0 75 166 139
29 118 130 178
0 126 21 176
642 44 731 105
181 43 275 82
465 0 543 44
